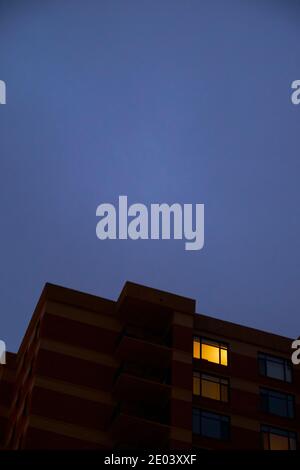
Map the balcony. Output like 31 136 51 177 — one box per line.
115 335 172 369
113 362 171 405
110 401 170 448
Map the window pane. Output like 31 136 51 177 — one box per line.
289 437 297 450
261 426 297 451
220 348 228 366
259 357 266 376
262 432 270 450
193 410 229 440
202 373 218 383
269 433 289 450
220 384 229 402
261 389 295 418
266 361 285 381
287 399 294 418
201 415 222 439
270 397 287 417
285 365 292 383
192 410 201 434
193 375 200 395
193 339 200 359
201 378 220 400
201 343 220 364
261 393 269 412
259 354 292 383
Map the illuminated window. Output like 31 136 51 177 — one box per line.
193 337 228 366
193 338 201 359
193 409 230 440
258 353 292 383
193 372 201 395
193 372 229 402
260 388 294 418
261 425 297 450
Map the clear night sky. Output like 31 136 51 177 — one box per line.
1 0 300 351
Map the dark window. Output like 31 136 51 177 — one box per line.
193 372 229 402
260 388 294 418
258 353 292 383
261 425 297 450
193 408 230 440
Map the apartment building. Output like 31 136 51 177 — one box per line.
0 281 298 450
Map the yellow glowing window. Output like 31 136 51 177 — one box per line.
270 434 289 450
202 343 220 364
202 377 220 400
261 426 297 450
193 374 201 395
193 337 229 366
220 348 228 366
193 339 201 359
193 372 229 402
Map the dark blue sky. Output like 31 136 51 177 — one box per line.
1 0 300 351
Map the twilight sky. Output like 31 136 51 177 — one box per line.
0 0 300 351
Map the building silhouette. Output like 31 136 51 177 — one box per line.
0 282 299 450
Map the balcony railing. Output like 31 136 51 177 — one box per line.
115 323 172 349
111 400 170 427
113 361 171 385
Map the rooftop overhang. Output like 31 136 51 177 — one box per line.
116 282 195 328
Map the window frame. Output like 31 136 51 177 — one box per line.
193 408 230 441
258 352 293 383
193 371 230 403
260 387 295 419
193 336 229 366
261 425 297 450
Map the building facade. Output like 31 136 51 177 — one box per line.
0 282 299 450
